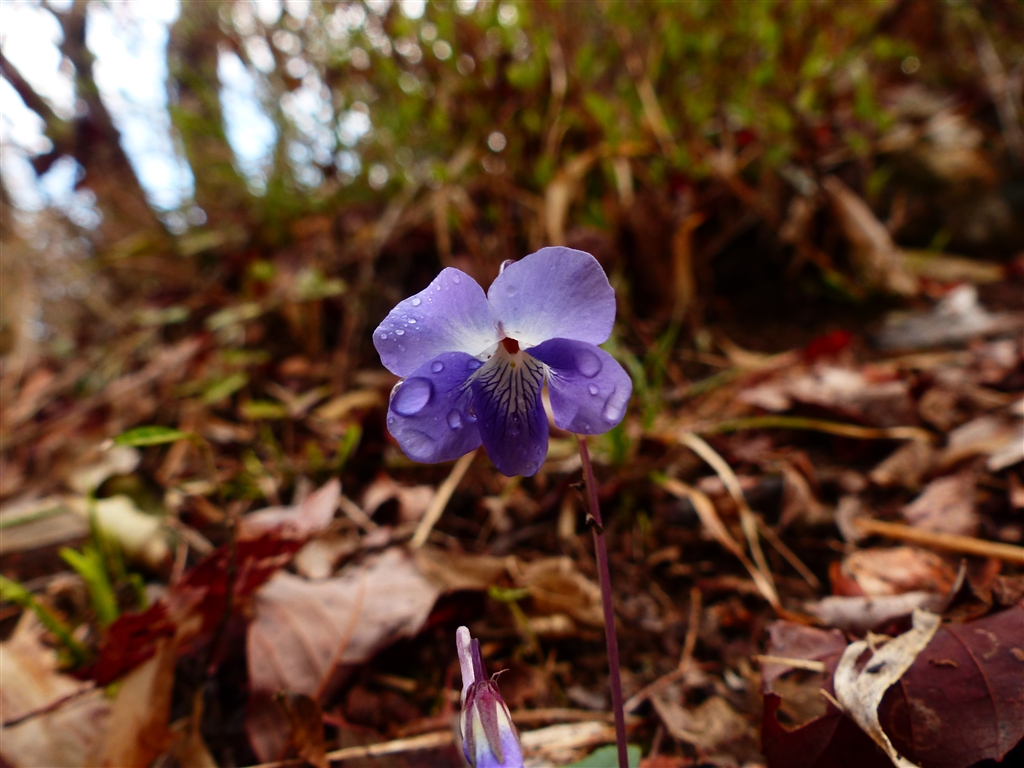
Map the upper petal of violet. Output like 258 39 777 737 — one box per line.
487 247 616 348
374 268 500 377
386 352 483 464
528 338 632 434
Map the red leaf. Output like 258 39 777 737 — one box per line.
762 603 1024 768
879 602 1024 768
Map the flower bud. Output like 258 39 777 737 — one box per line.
456 626 524 768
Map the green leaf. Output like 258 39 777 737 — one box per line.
114 426 192 447
565 744 642 768
0 575 89 666
240 399 289 420
203 372 249 405
60 545 119 627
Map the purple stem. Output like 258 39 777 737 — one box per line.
576 435 629 768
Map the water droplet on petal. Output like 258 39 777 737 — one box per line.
467 359 483 371
602 390 627 423
392 377 433 416
588 384 599 396
408 318 416 324
446 410 462 429
431 360 444 373
576 347 602 378
395 329 405 336
505 283 516 296
379 333 387 340
411 297 422 306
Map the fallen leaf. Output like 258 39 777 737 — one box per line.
822 175 917 295
873 285 1020 350
877 601 1024 768
245 547 440 760
740 366 917 428
763 602 1024 768
0 615 111 768
95 636 178 768
65 494 170 570
361 474 434 523
902 472 979 536
869 441 934 491
833 609 942 768
412 547 508 592
651 694 754 753
86 481 339 685
66 445 140 495
237 477 339 539
806 592 949 634
0 496 88 554
940 414 1023 469
834 547 958 597
514 556 604 628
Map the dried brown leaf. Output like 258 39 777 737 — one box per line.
0 615 111 768
902 472 979 536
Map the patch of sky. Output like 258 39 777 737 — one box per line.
253 0 282 25
0 0 189 221
218 50 277 194
85 1 193 211
0 2 75 117
279 68 337 187
400 0 426 19
284 0 310 22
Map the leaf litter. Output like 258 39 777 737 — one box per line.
3 26 1024 767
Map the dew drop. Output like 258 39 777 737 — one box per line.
576 347 602 378
446 410 462 429
467 359 483 371
411 297 422 306
379 333 387 340
392 377 433 416
395 329 405 336
505 283 516 296
466 406 478 423
408 318 416 324
452 273 462 284
431 360 445 373
588 384 599 396
602 390 627 423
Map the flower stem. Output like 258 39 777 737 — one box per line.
576 435 629 768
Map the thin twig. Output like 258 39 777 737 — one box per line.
410 450 477 548
576 436 630 768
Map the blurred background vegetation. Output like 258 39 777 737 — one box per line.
1 0 1023 492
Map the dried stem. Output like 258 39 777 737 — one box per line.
576 435 629 768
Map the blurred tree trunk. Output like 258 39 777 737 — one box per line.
167 1 251 228
57 0 168 251
1 1 168 253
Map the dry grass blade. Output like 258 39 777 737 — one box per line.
854 518 1024 564
756 516 821 589
660 477 780 609
410 450 478 548
679 433 778 603
701 415 932 442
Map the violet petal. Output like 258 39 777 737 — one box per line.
529 338 632 434
470 351 548 477
386 352 483 464
487 247 616 348
374 268 499 377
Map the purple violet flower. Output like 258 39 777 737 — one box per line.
373 247 632 476
456 626 524 768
